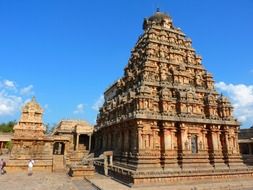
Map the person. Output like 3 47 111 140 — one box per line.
0 158 6 175
0 159 2 175
28 159 35 176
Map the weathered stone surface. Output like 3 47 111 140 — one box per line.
93 10 247 185
239 128 253 165
13 97 45 138
9 98 94 172
69 165 95 178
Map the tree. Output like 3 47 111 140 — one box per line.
0 121 16 133
45 123 57 134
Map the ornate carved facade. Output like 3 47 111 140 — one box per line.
94 10 246 184
9 98 93 172
13 97 45 137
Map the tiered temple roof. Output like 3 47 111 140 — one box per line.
13 97 45 137
96 10 237 129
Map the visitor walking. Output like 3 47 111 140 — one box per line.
0 159 2 175
0 158 6 175
28 159 35 176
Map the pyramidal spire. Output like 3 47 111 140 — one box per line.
94 12 241 183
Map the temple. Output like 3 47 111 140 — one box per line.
8 97 93 172
93 10 247 185
52 120 93 163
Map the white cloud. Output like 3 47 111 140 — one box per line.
44 104 49 109
92 95 104 111
73 104 85 114
2 80 16 89
0 91 23 116
216 82 253 127
0 79 35 117
20 85 34 96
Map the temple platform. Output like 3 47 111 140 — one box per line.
94 161 253 187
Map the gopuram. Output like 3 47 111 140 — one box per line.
94 10 249 185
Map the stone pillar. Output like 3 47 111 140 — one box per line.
234 127 240 153
210 126 218 151
176 123 187 169
104 156 108 176
137 125 143 151
150 132 154 149
161 122 178 169
128 129 132 152
111 130 114 150
110 155 113 166
179 124 187 152
120 129 124 152
108 133 111 150
163 127 170 151
0 142 2 155
89 134 92 151
201 126 208 152
223 127 230 153
76 134 80 151
171 128 177 150
124 129 129 152
132 127 137 153
116 130 120 152
103 133 107 150
209 125 227 169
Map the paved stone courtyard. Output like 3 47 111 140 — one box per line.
1 171 253 190
0 172 97 190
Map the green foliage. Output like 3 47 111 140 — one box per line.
0 120 16 133
45 123 57 134
6 141 13 150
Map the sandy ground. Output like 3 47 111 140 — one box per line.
2 171 253 190
0 172 84 190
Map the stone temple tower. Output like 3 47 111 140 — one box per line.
13 97 45 137
94 10 246 185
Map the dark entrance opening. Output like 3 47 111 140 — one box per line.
191 135 198 154
79 134 89 150
53 142 65 155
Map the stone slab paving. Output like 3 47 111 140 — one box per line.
87 173 253 190
2 171 253 190
0 172 94 190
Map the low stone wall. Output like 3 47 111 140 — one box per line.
242 155 253 166
6 159 53 172
94 161 253 187
68 165 95 178
132 170 253 186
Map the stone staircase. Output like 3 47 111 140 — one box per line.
69 150 89 163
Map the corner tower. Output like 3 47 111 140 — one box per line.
94 10 245 184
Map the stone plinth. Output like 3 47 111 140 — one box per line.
6 159 53 172
68 165 95 178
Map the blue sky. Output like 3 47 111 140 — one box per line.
0 0 252 128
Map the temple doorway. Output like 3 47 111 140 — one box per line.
53 142 65 155
53 142 65 172
75 134 91 151
191 135 198 154
79 134 89 150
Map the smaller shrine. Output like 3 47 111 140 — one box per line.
52 120 93 163
0 133 13 154
239 127 253 166
7 97 94 172
13 97 46 138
